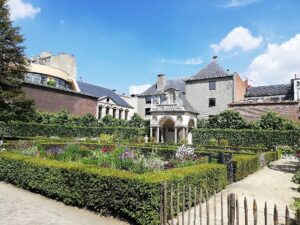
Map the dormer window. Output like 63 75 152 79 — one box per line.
106 97 109 103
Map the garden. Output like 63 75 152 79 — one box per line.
0 131 284 225
0 110 298 225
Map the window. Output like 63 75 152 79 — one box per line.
113 108 116 118
209 81 216 90
145 96 152 104
98 106 102 119
106 107 110 115
119 109 123 119
145 108 151 115
209 98 216 107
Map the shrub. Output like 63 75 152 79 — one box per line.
232 155 259 181
208 138 218 146
278 145 295 155
292 170 300 184
99 133 114 144
263 151 280 164
0 121 146 139
219 139 229 146
193 129 300 148
0 152 227 225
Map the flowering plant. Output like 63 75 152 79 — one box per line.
119 147 135 160
175 145 195 160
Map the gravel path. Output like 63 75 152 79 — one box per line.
0 182 129 225
177 158 300 225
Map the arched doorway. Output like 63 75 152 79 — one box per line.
187 119 195 144
159 117 176 143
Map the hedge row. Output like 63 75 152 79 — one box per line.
232 155 260 181
264 151 281 165
193 129 300 148
0 152 227 225
0 121 146 139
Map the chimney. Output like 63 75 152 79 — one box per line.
157 74 166 91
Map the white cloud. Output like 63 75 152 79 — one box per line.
210 26 263 53
160 57 202 65
224 0 259 8
246 34 300 85
7 0 40 20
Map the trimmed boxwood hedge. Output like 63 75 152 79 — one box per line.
264 151 281 165
193 129 300 148
232 155 260 181
0 121 146 139
0 152 227 225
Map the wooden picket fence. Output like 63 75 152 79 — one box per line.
160 182 300 225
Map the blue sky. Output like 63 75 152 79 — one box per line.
8 0 300 94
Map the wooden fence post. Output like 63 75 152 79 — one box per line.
274 204 278 225
214 191 217 225
177 184 180 225
244 197 248 225
182 185 185 225
228 194 230 225
164 182 168 225
188 185 191 225
206 190 209 225
253 199 257 225
285 206 289 225
221 192 224 225
229 193 235 225
199 188 203 225
170 183 174 225
194 187 197 225
264 202 267 225
236 196 239 225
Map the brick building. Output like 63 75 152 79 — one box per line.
229 80 300 120
23 52 134 119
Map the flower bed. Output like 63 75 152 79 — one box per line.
0 151 227 225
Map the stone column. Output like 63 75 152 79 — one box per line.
183 127 186 140
174 127 178 144
156 127 160 143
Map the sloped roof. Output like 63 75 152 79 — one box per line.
139 78 185 96
245 84 293 98
185 61 233 81
77 81 133 108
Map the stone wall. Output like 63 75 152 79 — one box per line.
229 101 299 121
22 83 97 116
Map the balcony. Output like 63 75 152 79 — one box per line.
151 103 185 112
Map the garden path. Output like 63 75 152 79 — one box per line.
0 182 129 225
176 158 300 225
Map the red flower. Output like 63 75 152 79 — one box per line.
101 147 108 153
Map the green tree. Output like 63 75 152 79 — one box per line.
207 110 248 129
128 113 146 128
258 112 299 130
0 0 35 122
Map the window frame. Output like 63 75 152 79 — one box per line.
209 81 216 90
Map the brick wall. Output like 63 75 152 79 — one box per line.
22 83 98 116
229 101 299 121
234 75 246 102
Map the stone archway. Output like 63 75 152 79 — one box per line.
159 117 176 143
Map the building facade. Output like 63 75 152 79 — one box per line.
23 52 134 120
229 78 300 120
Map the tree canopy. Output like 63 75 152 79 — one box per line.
0 0 35 122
